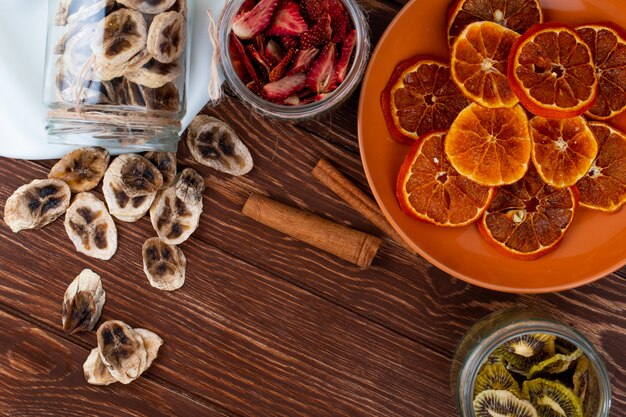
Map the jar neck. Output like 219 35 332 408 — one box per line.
453 309 611 417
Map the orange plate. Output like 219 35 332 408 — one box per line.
358 0 626 293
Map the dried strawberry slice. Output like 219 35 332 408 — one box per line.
247 81 263 94
262 73 308 100
239 0 256 14
229 33 251 83
302 0 329 22
284 95 301 105
287 47 319 75
269 48 295 82
301 17 332 49
265 39 285 65
329 0 350 43
246 44 272 76
232 0 279 39
335 29 356 84
280 36 300 50
253 34 266 53
306 42 337 93
230 31 260 84
266 1 308 36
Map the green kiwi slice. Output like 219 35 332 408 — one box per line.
528 349 584 378
502 334 556 375
474 362 522 398
555 339 579 355
522 378 583 417
474 390 538 417
573 356 589 402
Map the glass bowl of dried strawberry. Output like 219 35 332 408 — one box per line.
219 0 369 119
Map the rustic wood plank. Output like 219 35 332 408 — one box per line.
0 309 228 417
0 160 459 417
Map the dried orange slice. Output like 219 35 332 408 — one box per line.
445 103 531 186
381 56 469 144
447 0 543 47
529 116 598 188
451 21 520 108
508 23 598 119
478 166 578 260
577 122 626 212
397 131 494 226
576 23 626 120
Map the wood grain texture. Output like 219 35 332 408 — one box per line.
0 161 457 417
0 309 226 417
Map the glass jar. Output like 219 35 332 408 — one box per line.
43 0 189 151
219 0 370 120
451 308 611 417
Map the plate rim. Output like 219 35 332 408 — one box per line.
357 0 626 293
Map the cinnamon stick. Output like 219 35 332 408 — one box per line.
312 158 415 254
242 194 381 268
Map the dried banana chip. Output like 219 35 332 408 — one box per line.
187 115 253 176
142 237 186 290
147 11 186 64
125 59 182 88
83 348 117 385
133 328 163 370
65 193 118 260
48 147 110 193
95 49 152 81
142 82 180 111
97 320 147 384
150 168 204 245
144 151 177 187
171 0 187 16
62 269 106 334
117 0 176 14
4 179 71 233
103 154 164 222
92 9 147 67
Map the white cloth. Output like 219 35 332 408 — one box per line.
0 0 225 160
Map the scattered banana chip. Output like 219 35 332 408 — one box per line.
48 147 110 193
97 320 147 384
4 179 71 233
103 154 164 222
187 115 254 176
125 60 182 88
144 151 177 188
117 0 177 14
87 321 163 385
62 269 106 334
84 347 118 385
142 237 186 290
150 168 204 245
92 9 147 67
147 11 186 64
65 193 118 260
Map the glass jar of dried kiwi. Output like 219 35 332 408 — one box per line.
451 309 611 417
43 0 189 151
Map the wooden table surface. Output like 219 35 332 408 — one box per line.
1 1 625 416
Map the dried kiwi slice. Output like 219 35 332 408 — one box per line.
556 339 579 355
502 334 556 375
528 349 584 378
474 362 522 398
573 357 590 402
474 390 538 417
522 379 583 417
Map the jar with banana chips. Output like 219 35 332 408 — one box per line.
44 0 188 151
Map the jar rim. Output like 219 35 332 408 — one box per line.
455 310 612 417
219 0 370 119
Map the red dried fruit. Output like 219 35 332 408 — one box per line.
280 36 300 50
264 39 285 65
302 0 329 22
287 47 319 75
253 34 266 53
334 29 356 84
269 48 295 82
284 95 301 105
307 42 337 93
329 0 350 43
230 31 260 84
240 0 256 14
247 81 263 94
229 34 251 83
301 17 332 49
246 44 272 76
262 73 308 100
232 0 279 39
266 1 308 36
